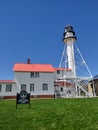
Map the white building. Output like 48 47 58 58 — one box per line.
0 80 17 99
0 60 65 99
0 60 94 99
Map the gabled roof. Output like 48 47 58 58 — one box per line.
13 63 55 72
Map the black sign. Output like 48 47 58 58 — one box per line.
16 91 30 109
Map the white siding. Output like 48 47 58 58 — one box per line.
0 83 18 97
14 72 54 96
54 70 73 80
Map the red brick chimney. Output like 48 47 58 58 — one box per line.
27 59 30 64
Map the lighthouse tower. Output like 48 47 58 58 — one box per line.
63 25 77 77
57 25 96 98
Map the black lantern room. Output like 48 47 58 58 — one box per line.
63 25 77 42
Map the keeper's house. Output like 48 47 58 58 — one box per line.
0 60 64 99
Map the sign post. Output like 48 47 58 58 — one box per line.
16 91 30 109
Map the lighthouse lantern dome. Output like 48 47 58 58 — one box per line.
63 25 77 43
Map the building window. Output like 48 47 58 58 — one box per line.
30 72 34 78
42 84 48 90
61 87 63 92
30 72 39 78
6 84 12 92
57 70 60 74
0 85 2 92
21 84 26 91
35 72 39 78
30 84 34 92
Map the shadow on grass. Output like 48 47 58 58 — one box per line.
16 104 37 110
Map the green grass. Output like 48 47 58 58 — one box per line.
0 98 98 130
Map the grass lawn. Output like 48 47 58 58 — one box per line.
0 98 98 130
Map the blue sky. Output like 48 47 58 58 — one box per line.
0 0 98 79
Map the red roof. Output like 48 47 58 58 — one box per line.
13 63 55 72
0 80 15 83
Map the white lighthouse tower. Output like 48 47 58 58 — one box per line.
63 25 76 77
56 25 96 98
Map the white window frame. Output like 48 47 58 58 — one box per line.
42 84 48 90
6 84 12 92
30 72 34 78
30 84 34 92
35 72 39 78
21 84 26 91
57 70 60 74
30 72 39 78
0 84 2 92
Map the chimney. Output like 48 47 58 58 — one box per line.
27 59 30 64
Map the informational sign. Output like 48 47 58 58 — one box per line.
16 91 30 109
